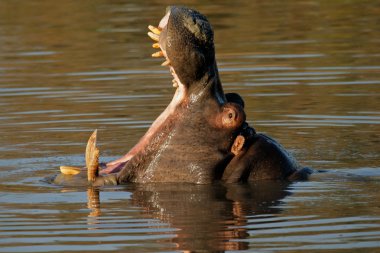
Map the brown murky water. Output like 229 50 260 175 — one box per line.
1 1 380 252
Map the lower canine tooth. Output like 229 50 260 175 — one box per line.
161 59 170 66
148 25 161 35
152 51 164 57
148 32 159 42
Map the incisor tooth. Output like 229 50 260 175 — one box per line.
148 25 161 35
148 32 159 42
152 51 164 57
152 43 160 49
161 59 170 66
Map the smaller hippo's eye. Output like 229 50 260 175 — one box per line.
228 113 233 119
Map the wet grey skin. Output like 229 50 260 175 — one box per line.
53 6 311 186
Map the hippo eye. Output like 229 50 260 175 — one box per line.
228 113 233 119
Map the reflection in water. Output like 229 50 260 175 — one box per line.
87 188 101 217
86 182 291 252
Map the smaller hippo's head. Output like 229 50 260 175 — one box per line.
149 6 216 89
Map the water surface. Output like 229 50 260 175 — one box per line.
1 1 380 252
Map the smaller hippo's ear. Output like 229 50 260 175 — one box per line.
231 135 245 155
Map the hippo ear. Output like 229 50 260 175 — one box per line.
225 93 245 109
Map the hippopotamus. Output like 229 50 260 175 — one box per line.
53 6 311 186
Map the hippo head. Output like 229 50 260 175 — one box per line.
55 6 247 186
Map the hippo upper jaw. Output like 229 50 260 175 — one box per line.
149 6 226 105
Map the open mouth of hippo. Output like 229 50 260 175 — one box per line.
106 7 245 171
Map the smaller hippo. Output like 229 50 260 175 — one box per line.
215 92 312 183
